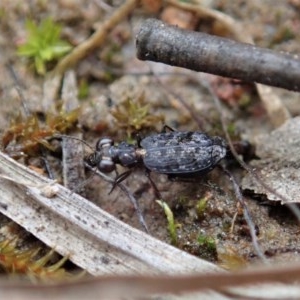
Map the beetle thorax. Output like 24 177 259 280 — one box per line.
110 142 141 168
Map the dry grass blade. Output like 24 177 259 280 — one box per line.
52 0 140 75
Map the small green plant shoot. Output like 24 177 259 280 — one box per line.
157 200 178 245
17 17 71 75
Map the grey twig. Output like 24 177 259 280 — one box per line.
136 19 300 92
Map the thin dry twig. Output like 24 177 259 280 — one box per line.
221 166 267 263
52 0 140 75
5 63 30 116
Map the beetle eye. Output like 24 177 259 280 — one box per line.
98 160 115 173
96 138 114 151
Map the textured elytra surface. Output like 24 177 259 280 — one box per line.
140 131 227 175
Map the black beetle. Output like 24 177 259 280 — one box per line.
86 131 227 179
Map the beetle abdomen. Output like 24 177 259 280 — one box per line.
140 131 227 176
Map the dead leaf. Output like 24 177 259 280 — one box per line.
242 117 300 203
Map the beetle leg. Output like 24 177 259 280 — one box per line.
167 174 199 182
145 169 162 200
161 124 177 133
135 132 143 147
108 170 132 195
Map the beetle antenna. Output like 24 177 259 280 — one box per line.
53 134 95 152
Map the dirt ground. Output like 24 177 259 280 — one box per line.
0 0 300 278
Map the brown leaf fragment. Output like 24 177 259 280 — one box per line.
141 0 162 13
161 5 198 30
242 117 300 203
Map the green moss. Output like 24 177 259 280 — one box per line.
195 197 208 218
111 94 164 138
197 234 216 253
17 17 71 75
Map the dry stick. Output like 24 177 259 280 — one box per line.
52 0 140 76
136 19 300 253
162 2 291 128
136 18 300 92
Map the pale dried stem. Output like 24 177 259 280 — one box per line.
52 0 140 76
